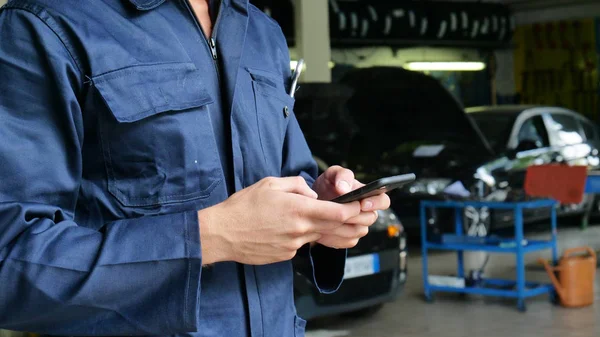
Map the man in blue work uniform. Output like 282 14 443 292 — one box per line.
0 0 390 336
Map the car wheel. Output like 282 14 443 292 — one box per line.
463 206 491 237
557 194 594 226
573 194 595 226
341 304 384 319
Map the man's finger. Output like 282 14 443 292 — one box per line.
323 166 355 195
298 232 323 246
301 219 345 235
316 235 359 250
345 211 379 227
320 223 368 239
293 196 361 223
361 193 391 211
351 179 365 190
266 176 318 199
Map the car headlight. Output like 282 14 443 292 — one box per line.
372 210 395 230
407 179 452 195
373 209 404 238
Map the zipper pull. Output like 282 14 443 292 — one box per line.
209 38 218 60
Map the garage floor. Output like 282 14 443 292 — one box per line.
306 226 600 337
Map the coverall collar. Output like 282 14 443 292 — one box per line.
127 0 248 11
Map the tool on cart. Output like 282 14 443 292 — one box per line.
466 254 490 287
539 247 596 308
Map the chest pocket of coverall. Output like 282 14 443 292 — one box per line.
93 62 222 207
247 67 294 176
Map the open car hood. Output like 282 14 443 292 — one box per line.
340 67 493 154
293 68 495 182
337 67 494 178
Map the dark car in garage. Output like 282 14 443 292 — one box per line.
339 67 600 237
292 83 408 320
293 207 407 320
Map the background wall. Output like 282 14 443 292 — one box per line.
513 2 600 25
0 0 6 6
513 18 599 121
494 2 600 118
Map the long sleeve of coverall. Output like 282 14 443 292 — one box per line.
0 8 202 336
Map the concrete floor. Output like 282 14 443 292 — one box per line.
306 226 600 337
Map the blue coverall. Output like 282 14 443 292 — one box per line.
0 0 346 336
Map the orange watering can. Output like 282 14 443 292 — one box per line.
539 247 596 308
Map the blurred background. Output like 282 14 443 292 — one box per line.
248 1 600 337
1 0 600 336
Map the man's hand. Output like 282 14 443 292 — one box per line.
197 177 362 265
311 166 391 249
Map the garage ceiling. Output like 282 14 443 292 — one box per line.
437 0 600 23
501 0 600 11
437 0 597 10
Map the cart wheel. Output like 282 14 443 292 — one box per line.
517 301 527 312
424 293 434 303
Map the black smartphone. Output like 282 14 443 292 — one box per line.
331 174 417 204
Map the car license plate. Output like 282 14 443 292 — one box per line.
344 254 380 280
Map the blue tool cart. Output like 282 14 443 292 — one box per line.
583 172 600 230
585 172 600 193
420 199 558 312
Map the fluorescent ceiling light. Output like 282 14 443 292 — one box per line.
404 61 486 71
290 61 335 70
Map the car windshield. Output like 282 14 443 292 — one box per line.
468 112 518 152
